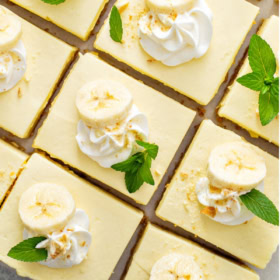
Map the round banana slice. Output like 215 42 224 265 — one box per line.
76 80 133 128
208 141 266 191
146 0 194 14
19 183 76 235
150 253 204 280
0 7 22 51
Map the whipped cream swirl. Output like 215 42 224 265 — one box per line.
138 0 213 66
196 177 264 226
23 209 92 268
0 40 26 93
76 105 149 168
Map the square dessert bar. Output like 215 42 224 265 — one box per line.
33 52 196 205
9 0 108 40
219 16 279 146
0 7 76 138
95 0 259 105
0 139 27 204
125 224 259 280
156 120 279 268
0 153 143 280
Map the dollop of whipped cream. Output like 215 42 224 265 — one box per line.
196 178 264 226
138 0 213 66
76 104 149 168
23 209 92 268
0 39 26 93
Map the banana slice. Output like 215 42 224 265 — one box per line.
208 141 266 192
150 253 204 280
76 80 133 128
19 183 76 235
0 7 22 51
146 0 194 14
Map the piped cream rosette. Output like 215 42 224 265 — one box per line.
138 0 213 66
19 183 92 268
76 80 149 168
150 253 204 280
0 6 26 93
196 141 267 225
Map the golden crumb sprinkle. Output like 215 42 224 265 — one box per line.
154 170 161 176
17 87 22 98
180 172 189 181
201 207 217 218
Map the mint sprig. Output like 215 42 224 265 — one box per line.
240 189 279 226
109 6 123 43
112 141 159 193
8 237 48 262
237 34 279 126
40 0 66 4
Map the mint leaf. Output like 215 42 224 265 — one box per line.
112 141 159 193
238 35 279 126
248 34 277 78
259 85 279 126
109 6 123 43
240 189 279 226
112 152 144 173
40 0 66 4
139 156 154 185
237 72 264 91
125 171 144 193
260 84 271 95
8 237 48 262
136 141 159 159
124 156 154 193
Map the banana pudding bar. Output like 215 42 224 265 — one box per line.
156 120 279 268
0 153 143 280
0 139 27 205
34 52 196 205
0 5 76 138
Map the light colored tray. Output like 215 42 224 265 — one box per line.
0 0 278 279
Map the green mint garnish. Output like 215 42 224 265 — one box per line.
237 34 279 126
112 141 159 193
240 189 279 226
8 237 48 262
40 0 66 4
109 6 123 43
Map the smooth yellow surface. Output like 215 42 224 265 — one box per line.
0 153 143 280
33 52 196 205
125 224 259 280
9 0 108 40
156 120 279 269
219 16 279 146
0 139 27 204
95 0 259 105
0 6 76 138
